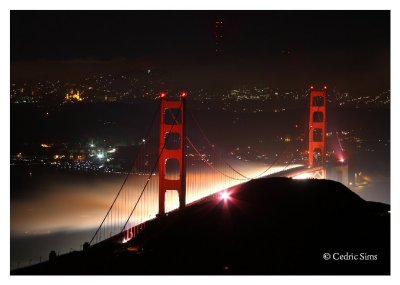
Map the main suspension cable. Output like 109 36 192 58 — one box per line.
120 101 184 233
186 136 248 181
89 104 159 245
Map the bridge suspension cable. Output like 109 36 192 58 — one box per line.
120 100 184 232
188 109 299 180
186 136 247 181
121 102 182 233
189 111 252 180
89 103 159 245
89 88 320 246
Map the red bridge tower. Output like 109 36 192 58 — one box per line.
308 86 327 171
158 92 187 216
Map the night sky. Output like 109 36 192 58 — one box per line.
11 10 390 93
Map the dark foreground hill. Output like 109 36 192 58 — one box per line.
12 177 390 275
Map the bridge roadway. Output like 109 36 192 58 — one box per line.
269 165 325 178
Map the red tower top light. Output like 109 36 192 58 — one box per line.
160 92 167 98
310 85 314 90
323 85 328 90
181 91 187 98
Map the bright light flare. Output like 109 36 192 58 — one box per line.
337 153 345 163
220 191 230 201
122 237 131 244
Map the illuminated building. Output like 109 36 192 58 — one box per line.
41 143 52 148
65 90 83 102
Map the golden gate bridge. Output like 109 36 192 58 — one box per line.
88 86 347 247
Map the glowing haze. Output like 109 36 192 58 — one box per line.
11 162 300 237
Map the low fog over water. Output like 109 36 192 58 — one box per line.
11 153 389 270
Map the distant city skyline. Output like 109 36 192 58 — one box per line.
11 10 390 94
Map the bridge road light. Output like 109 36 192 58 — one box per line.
220 191 230 201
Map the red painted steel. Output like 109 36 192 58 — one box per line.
158 93 186 215
308 88 327 167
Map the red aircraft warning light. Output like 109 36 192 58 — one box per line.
181 91 187 98
310 85 314 90
323 85 328 90
160 92 167 98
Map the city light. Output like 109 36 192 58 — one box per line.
41 144 52 148
65 90 82 102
